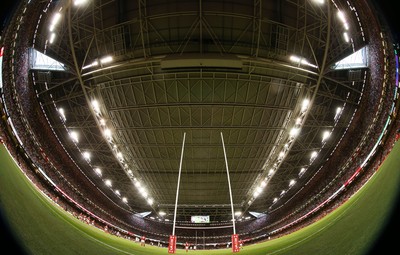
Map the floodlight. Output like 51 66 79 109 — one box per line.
253 190 260 198
100 55 113 64
301 99 310 112
337 10 346 24
141 190 148 198
343 32 350 43
290 127 300 137
99 118 106 126
310 151 318 160
82 151 91 160
74 0 88 6
103 128 112 139
94 167 102 176
105 179 112 187
49 33 56 44
134 181 141 188
268 169 274 176
91 100 100 114
49 13 62 32
69 130 79 143
322 131 331 142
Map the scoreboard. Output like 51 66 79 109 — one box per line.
190 215 210 223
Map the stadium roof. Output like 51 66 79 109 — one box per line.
2 0 394 222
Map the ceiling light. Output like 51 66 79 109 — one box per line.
94 167 102 176
105 179 112 187
310 151 318 160
290 55 317 68
322 131 331 142
49 13 62 32
301 99 310 112
100 55 113 64
91 100 100 114
337 10 347 24
103 128 112 139
335 107 342 120
253 190 260 198
82 151 91 161
134 181 141 188
74 0 88 6
343 32 350 43
268 168 274 176
58 108 66 121
69 130 79 143
49 33 56 44
290 127 300 138
141 190 148 198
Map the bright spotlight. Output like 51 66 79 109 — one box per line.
322 131 331 142
94 167 102 176
301 99 310 112
69 130 79 143
100 55 113 64
105 179 112 187
82 151 91 161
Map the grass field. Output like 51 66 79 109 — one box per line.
1 141 400 255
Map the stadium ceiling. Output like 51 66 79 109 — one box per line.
30 0 370 220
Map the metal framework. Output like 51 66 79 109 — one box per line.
31 0 368 221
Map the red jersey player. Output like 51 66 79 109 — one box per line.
141 235 146 246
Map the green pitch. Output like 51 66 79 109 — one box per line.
1 141 399 255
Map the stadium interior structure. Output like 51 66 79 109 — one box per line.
1 0 399 251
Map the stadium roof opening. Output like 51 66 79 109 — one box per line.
30 48 66 71
333 46 368 70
